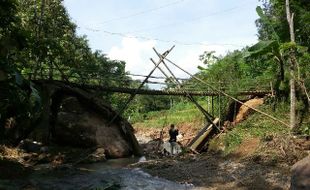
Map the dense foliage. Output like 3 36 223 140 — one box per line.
0 0 135 143
257 0 310 47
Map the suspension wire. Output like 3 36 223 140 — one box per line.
162 57 290 128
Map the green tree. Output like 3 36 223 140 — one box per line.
1 0 136 143
256 0 310 48
249 2 310 129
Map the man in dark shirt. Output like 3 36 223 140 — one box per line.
169 124 178 155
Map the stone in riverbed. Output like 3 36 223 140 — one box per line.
82 148 106 163
54 97 134 159
291 155 310 190
18 139 43 153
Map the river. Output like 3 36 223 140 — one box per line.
0 157 194 190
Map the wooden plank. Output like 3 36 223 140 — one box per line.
189 118 220 151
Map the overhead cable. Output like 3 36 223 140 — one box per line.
97 0 186 24
99 30 244 47
128 2 254 33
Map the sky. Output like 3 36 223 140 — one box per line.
63 0 262 87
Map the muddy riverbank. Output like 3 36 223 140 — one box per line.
0 132 309 190
132 132 309 190
132 153 291 190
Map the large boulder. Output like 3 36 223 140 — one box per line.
53 97 136 158
291 155 310 190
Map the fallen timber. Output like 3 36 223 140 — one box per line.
189 118 220 152
33 80 271 97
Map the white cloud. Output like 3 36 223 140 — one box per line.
108 37 157 75
170 44 236 79
171 49 203 78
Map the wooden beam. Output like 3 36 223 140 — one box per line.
33 80 271 97
189 118 220 151
69 83 220 96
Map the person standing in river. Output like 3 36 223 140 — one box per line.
169 124 178 155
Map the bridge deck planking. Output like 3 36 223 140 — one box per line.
34 80 271 97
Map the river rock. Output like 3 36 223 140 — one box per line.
291 155 310 190
162 142 182 155
83 148 106 163
18 139 43 153
53 97 134 158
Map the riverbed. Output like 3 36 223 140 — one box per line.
0 157 193 190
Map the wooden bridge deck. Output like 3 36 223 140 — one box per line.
34 80 271 97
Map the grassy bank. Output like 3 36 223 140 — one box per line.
218 102 291 154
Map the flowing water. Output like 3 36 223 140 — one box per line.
0 157 193 190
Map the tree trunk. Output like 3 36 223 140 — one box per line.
286 0 297 129
290 72 296 129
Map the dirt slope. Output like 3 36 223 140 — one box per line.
234 98 264 124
